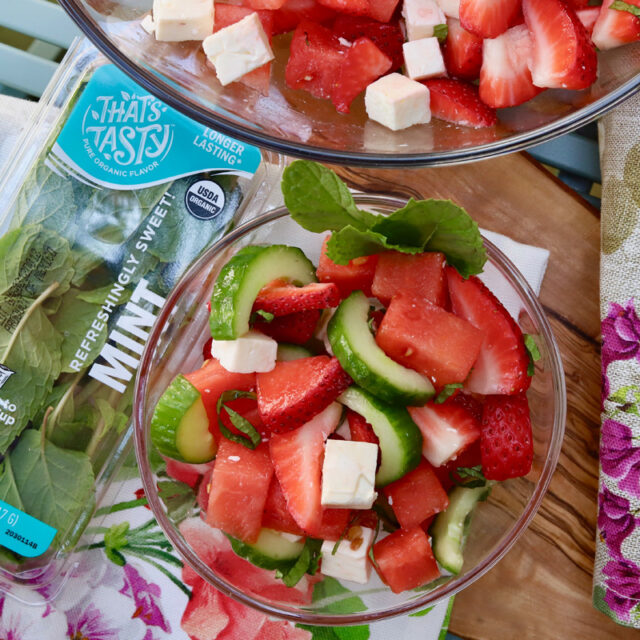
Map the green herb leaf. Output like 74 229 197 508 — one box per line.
278 538 323 587
217 390 261 449
454 465 488 488
433 23 448 42
434 383 463 404
252 309 275 323
282 161 376 233
158 480 196 524
611 0 640 15
524 333 541 376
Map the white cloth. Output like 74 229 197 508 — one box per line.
0 95 39 173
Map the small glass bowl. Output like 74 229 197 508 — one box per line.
134 194 566 624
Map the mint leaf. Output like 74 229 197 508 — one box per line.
434 383 463 404
282 161 376 233
433 23 448 42
611 0 640 15
252 309 275 323
524 333 541 377
278 537 323 587
158 480 196 524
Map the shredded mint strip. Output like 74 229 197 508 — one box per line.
433 23 448 42
282 160 487 277
611 0 640 15
216 390 261 449
524 334 541 377
277 538 323 587
434 383 463 404
454 465 488 489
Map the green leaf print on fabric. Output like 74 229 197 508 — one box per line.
602 179 638 255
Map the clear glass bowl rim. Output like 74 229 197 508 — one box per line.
59 0 640 167
133 195 567 624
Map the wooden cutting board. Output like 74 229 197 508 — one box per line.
332 155 630 640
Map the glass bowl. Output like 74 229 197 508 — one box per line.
133 194 566 623
60 0 639 166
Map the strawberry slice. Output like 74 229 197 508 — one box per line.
523 0 597 90
253 309 321 344
408 396 482 467
459 0 521 38
592 0 640 50
576 6 601 36
257 356 352 432
269 403 343 535
443 18 483 81
347 409 379 445
262 476 306 535
254 279 341 316
422 78 497 129
446 267 531 395
480 393 533 480
479 25 543 108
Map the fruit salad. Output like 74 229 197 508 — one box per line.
149 160 540 593
142 0 640 130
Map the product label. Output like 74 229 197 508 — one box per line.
49 65 262 190
0 500 57 558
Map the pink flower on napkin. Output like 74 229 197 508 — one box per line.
597 486 639 559
602 559 640 622
121 564 171 633
600 420 640 498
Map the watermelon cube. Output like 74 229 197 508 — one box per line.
373 527 440 593
272 0 337 35
206 440 273 543
383 460 449 529
366 0 401 22
371 251 447 307
317 0 369 14
375 293 483 387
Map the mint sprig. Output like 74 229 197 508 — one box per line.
524 334 541 377
282 161 487 278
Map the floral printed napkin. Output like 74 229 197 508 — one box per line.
595 89 640 626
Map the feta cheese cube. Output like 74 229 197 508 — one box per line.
321 440 378 509
320 526 375 584
153 0 214 42
402 0 447 40
202 13 274 86
403 38 446 81
365 73 431 131
210 329 277 373
436 0 460 19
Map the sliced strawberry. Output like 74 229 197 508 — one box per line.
479 24 543 108
523 0 597 90
262 476 306 535
459 0 521 38
257 356 352 432
347 409 379 445
481 393 533 480
449 391 483 422
332 16 405 70
447 267 531 395
253 309 321 344
432 439 483 491
443 18 483 81
269 403 342 535
422 78 497 129
332 37 393 113
408 396 482 467
576 6 601 36
254 279 341 316
315 508 353 539
592 0 640 49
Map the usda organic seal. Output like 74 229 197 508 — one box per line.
185 179 226 220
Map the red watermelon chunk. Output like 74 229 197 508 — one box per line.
262 476 306 535
383 460 449 529
315 508 353 540
246 0 287 9
254 279 341 315
375 292 484 387
206 440 274 543
317 235 378 298
366 0 401 22
347 409 379 446
373 527 440 593
253 309 321 344
371 251 447 307
269 403 343 535
317 0 369 15
257 356 352 433
332 37 392 113
408 395 482 467
272 0 337 35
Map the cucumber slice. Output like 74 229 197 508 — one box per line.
150 375 216 463
328 291 434 405
277 344 314 361
339 386 422 487
431 484 492 574
228 528 305 571
210 245 317 340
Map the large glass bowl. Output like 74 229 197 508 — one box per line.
133 194 566 623
60 0 639 166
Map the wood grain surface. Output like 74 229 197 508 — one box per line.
331 156 630 640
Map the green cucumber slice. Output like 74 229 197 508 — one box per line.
228 528 305 571
276 344 314 361
431 484 492 574
210 245 317 340
328 291 434 405
339 386 422 487
150 375 216 463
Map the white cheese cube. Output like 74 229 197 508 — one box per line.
321 440 378 509
320 526 375 584
436 0 460 19
210 329 277 373
365 73 431 131
402 0 447 40
153 0 214 42
403 38 446 81
202 13 274 86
